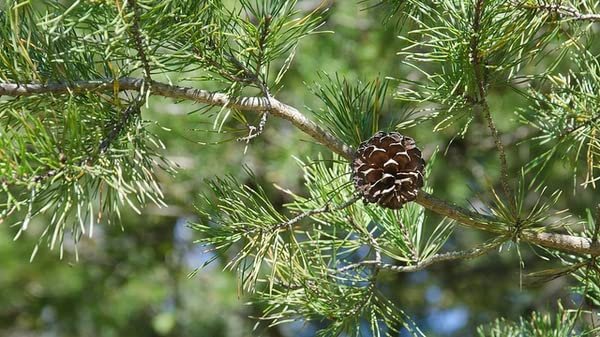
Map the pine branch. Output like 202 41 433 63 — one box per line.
127 0 152 84
416 191 600 256
2 77 600 256
0 77 352 158
509 1 600 22
470 0 513 204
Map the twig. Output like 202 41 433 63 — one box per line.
239 195 360 237
97 0 149 155
2 77 600 256
262 194 360 233
237 110 269 143
235 16 272 143
560 113 600 138
338 236 507 273
99 103 139 153
346 215 382 275
127 0 152 85
399 219 419 261
381 236 505 272
470 0 513 205
477 126 533 151
509 1 600 22
32 169 59 183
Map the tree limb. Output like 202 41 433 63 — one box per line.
0 77 352 158
416 191 600 256
2 77 599 256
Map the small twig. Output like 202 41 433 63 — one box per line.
338 236 506 273
237 108 270 143
243 194 361 236
346 215 382 274
98 1 149 156
32 169 59 183
560 113 600 138
477 126 533 151
337 260 381 273
366 226 382 266
127 0 152 86
99 103 139 153
399 219 419 261
482 106 511 198
269 194 360 231
236 16 272 143
470 0 513 205
509 1 600 22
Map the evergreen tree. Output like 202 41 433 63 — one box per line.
1 0 600 335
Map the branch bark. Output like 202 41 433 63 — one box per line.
416 191 600 256
2 77 599 256
0 77 352 158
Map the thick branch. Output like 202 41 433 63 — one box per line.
2 77 599 256
0 77 353 158
416 191 600 256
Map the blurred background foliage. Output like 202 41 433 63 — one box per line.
1 0 598 337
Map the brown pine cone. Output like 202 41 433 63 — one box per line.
351 132 425 209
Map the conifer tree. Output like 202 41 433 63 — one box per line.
1 0 600 335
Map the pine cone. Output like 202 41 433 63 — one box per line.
351 132 425 209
